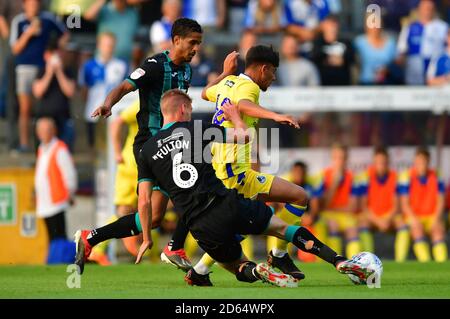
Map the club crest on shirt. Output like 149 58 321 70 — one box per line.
257 175 266 184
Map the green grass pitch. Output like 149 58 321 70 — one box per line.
1 261 449 299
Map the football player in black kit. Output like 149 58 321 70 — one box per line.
132 89 373 287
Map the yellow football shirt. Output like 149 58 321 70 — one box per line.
205 74 260 179
119 101 139 173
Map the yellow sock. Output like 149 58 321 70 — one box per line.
241 236 254 260
266 236 277 254
199 252 216 268
346 238 361 259
395 227 410 262
273 237 288 252
413 240 431 262
432 241 448 262
328 234 342 256
184 232 199 259
359 228 374 252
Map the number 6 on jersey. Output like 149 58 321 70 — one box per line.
173 152 198 188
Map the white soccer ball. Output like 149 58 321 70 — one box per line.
347 252 383 285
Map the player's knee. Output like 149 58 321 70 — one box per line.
235 261 259 283
328 221 338 233
431 223 445 240
293 187 309 206
346 227 358 239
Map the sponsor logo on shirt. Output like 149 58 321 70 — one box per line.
130 68 145 80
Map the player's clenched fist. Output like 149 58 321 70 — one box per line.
91 105 112 119
223 51 239 76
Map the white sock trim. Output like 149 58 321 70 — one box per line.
272 248 287 258
194 261 210 275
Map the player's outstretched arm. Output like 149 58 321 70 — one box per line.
91 80 135 119
237 99 300 129
136 181 153 264
201 51 239 101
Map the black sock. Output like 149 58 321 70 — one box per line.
87 213 140 247
235 261 259 283
169 218 189 250
290 227 345 266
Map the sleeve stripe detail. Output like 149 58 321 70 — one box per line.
138 178 153 183
126 78 137 89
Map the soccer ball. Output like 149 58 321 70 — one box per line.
347 252 383 285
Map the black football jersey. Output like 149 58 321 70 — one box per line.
137 120 230 223
126 51 192 147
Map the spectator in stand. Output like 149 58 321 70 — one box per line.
127 0 162 27
35 117 77 264
183 0 226 30
312 15 354 85
397 0 448 85
279 33 320 86
0 0 22 150
149 0 181 53
244 0 287 35
50 0 98 33
79 32 128 149
284 0 331 55
367 0 419 32
227 0 250 34
236 30 257 74
0 1 22 43
84 0 139 63
0 1 22 109
32 41 76 151
9 0 68 152
190 47 219 87
354 16 397 85
427 29 450 85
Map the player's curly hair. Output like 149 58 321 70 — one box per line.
171 18 203 41
245 45 280 68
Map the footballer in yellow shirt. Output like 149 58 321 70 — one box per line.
188 45 328 284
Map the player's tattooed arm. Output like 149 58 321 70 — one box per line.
136 181 153 264
91 80 135 119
